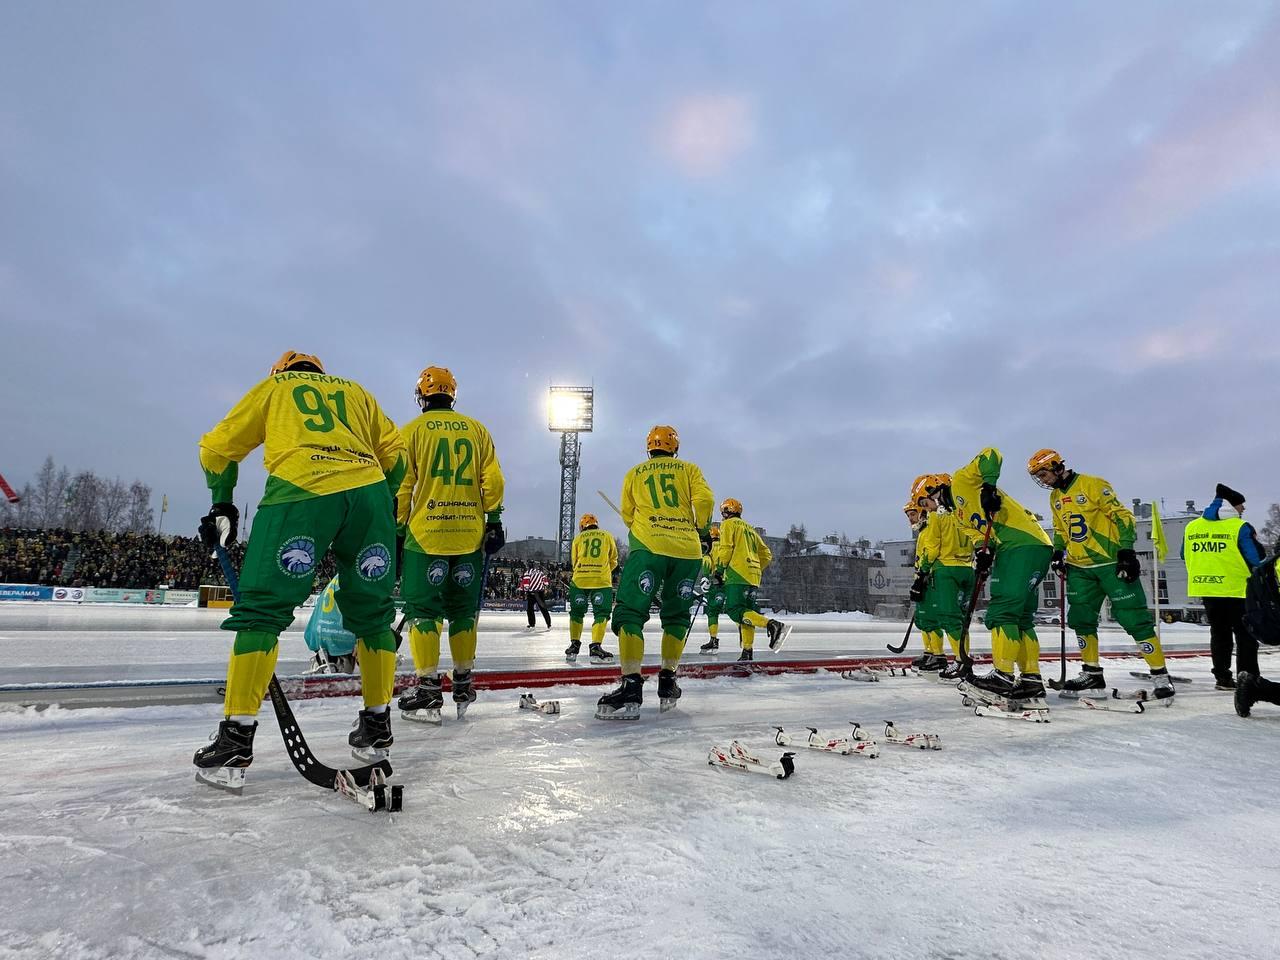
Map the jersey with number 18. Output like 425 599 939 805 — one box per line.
397 410 505 556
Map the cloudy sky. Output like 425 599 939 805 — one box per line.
2 1 1277 546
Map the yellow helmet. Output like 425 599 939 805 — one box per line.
709 524 720 540
416 366 458 402
270 350 325 375
579 513 599 530
1027 448 1064 475
903 501 920 518
909 474 932 501
720 497 743 517
646 425 679 455
910 473 950 504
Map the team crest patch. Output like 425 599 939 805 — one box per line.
453 563 475 586
1138 640 1155 655
573 594 588 608
593 592 604 605
638 571 656 595
356 544 391 581
427 559 449 586
1077 637 1087 650
278 537 317 578
745 586 758 600
678 579 695 600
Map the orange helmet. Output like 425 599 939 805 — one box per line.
270 350 325 375
709 524 720 540
720 497 743 517
903 501 921 520
416 366 458 402
646 425 679 455
579 513 599 530
1027 449 1066 489
911 473 950 504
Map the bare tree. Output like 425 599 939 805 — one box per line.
125 481 154 534
1261 502 1280 556
99 477 130 533
785 524 808 555
64 471 105 532
30 457 70 528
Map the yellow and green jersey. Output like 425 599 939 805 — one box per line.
571 528 618 589
916 509 977 571
397 410 504 556
715 516 773 586
199 371 406 505
1047 472 1135 567
619 456 713 560
952 448 1052 549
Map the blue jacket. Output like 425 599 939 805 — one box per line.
1179 498 1264 569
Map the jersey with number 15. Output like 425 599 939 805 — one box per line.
619 457 713 560
199 371 406 506
397 410 505 556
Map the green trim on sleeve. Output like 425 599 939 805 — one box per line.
383 453 407 498
204 461 238 503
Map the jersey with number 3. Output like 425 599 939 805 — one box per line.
1047 472 1135 567
199 371 405 505
398 411 505 555
620 457 713 560
571 529 618 588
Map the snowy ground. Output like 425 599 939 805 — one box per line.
3 642 1278 960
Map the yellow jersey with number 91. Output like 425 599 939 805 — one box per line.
199 371 405 505
620 456 714 560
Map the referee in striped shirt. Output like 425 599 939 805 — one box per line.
522 563 552 630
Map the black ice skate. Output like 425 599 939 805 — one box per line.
699 637 720 655
349 709 393 763
595 673 643 721
565 640 581 663
919 653 948 673
452 669 478 719
1006 673 1047 704
959 670 1050 722
588 643 614 664
1057 665 1106 700
193 720 257 794
939 659 972 683
766 619 792 651
658 668 681 713
911 652 931 670
737 647 754 662
399 674 444 725
1151 668 1176 700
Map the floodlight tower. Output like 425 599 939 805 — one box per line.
548 385 594 562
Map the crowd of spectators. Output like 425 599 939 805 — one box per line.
0 527 573 602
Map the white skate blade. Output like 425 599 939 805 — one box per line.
351 745 391 764
194 766 246 795
840 668 880 682
401 707 443 725
456 702 472 720
589 654 614 664
973 704 1051 723
659 697 679 713
519 694 561 714
768 623 793 652
565 654 579 663
595 702 641 721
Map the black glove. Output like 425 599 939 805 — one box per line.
701 531 713 554
198 503 239 548
713 570 725 588
1050 549 1066 575
979 482 1002 518
974 546 995 577
909 571 929 602
1116 548 1140 583
483 521 506 556
395 534 405 575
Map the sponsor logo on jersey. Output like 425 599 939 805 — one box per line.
453 563 475 586
1076 495 1087 504
1138 640 1155 655
1102 488 1112 496
278 537 318 578
638 571 656 595
427 559 449 586
1077 637 1087 650
356 544 392 581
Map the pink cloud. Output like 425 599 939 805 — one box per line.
655 93 755 178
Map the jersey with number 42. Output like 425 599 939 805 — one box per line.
199 371 405 505
398 410 505 556
620 456 713 560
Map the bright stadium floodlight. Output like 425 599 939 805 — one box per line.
548 385 594 433
548 385 594 561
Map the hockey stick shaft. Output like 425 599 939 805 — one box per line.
887 611 916 654
1057 568 1067 684
958 523 995 667
596 489 623 518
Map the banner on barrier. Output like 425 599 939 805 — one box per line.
0 584 53 601
84 587 164 604
51 586 87 602
162 590 199 605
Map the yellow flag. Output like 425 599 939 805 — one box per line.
1151 501 1168 564
161 494 169 514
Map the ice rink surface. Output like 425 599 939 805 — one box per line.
2 605 1278 960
